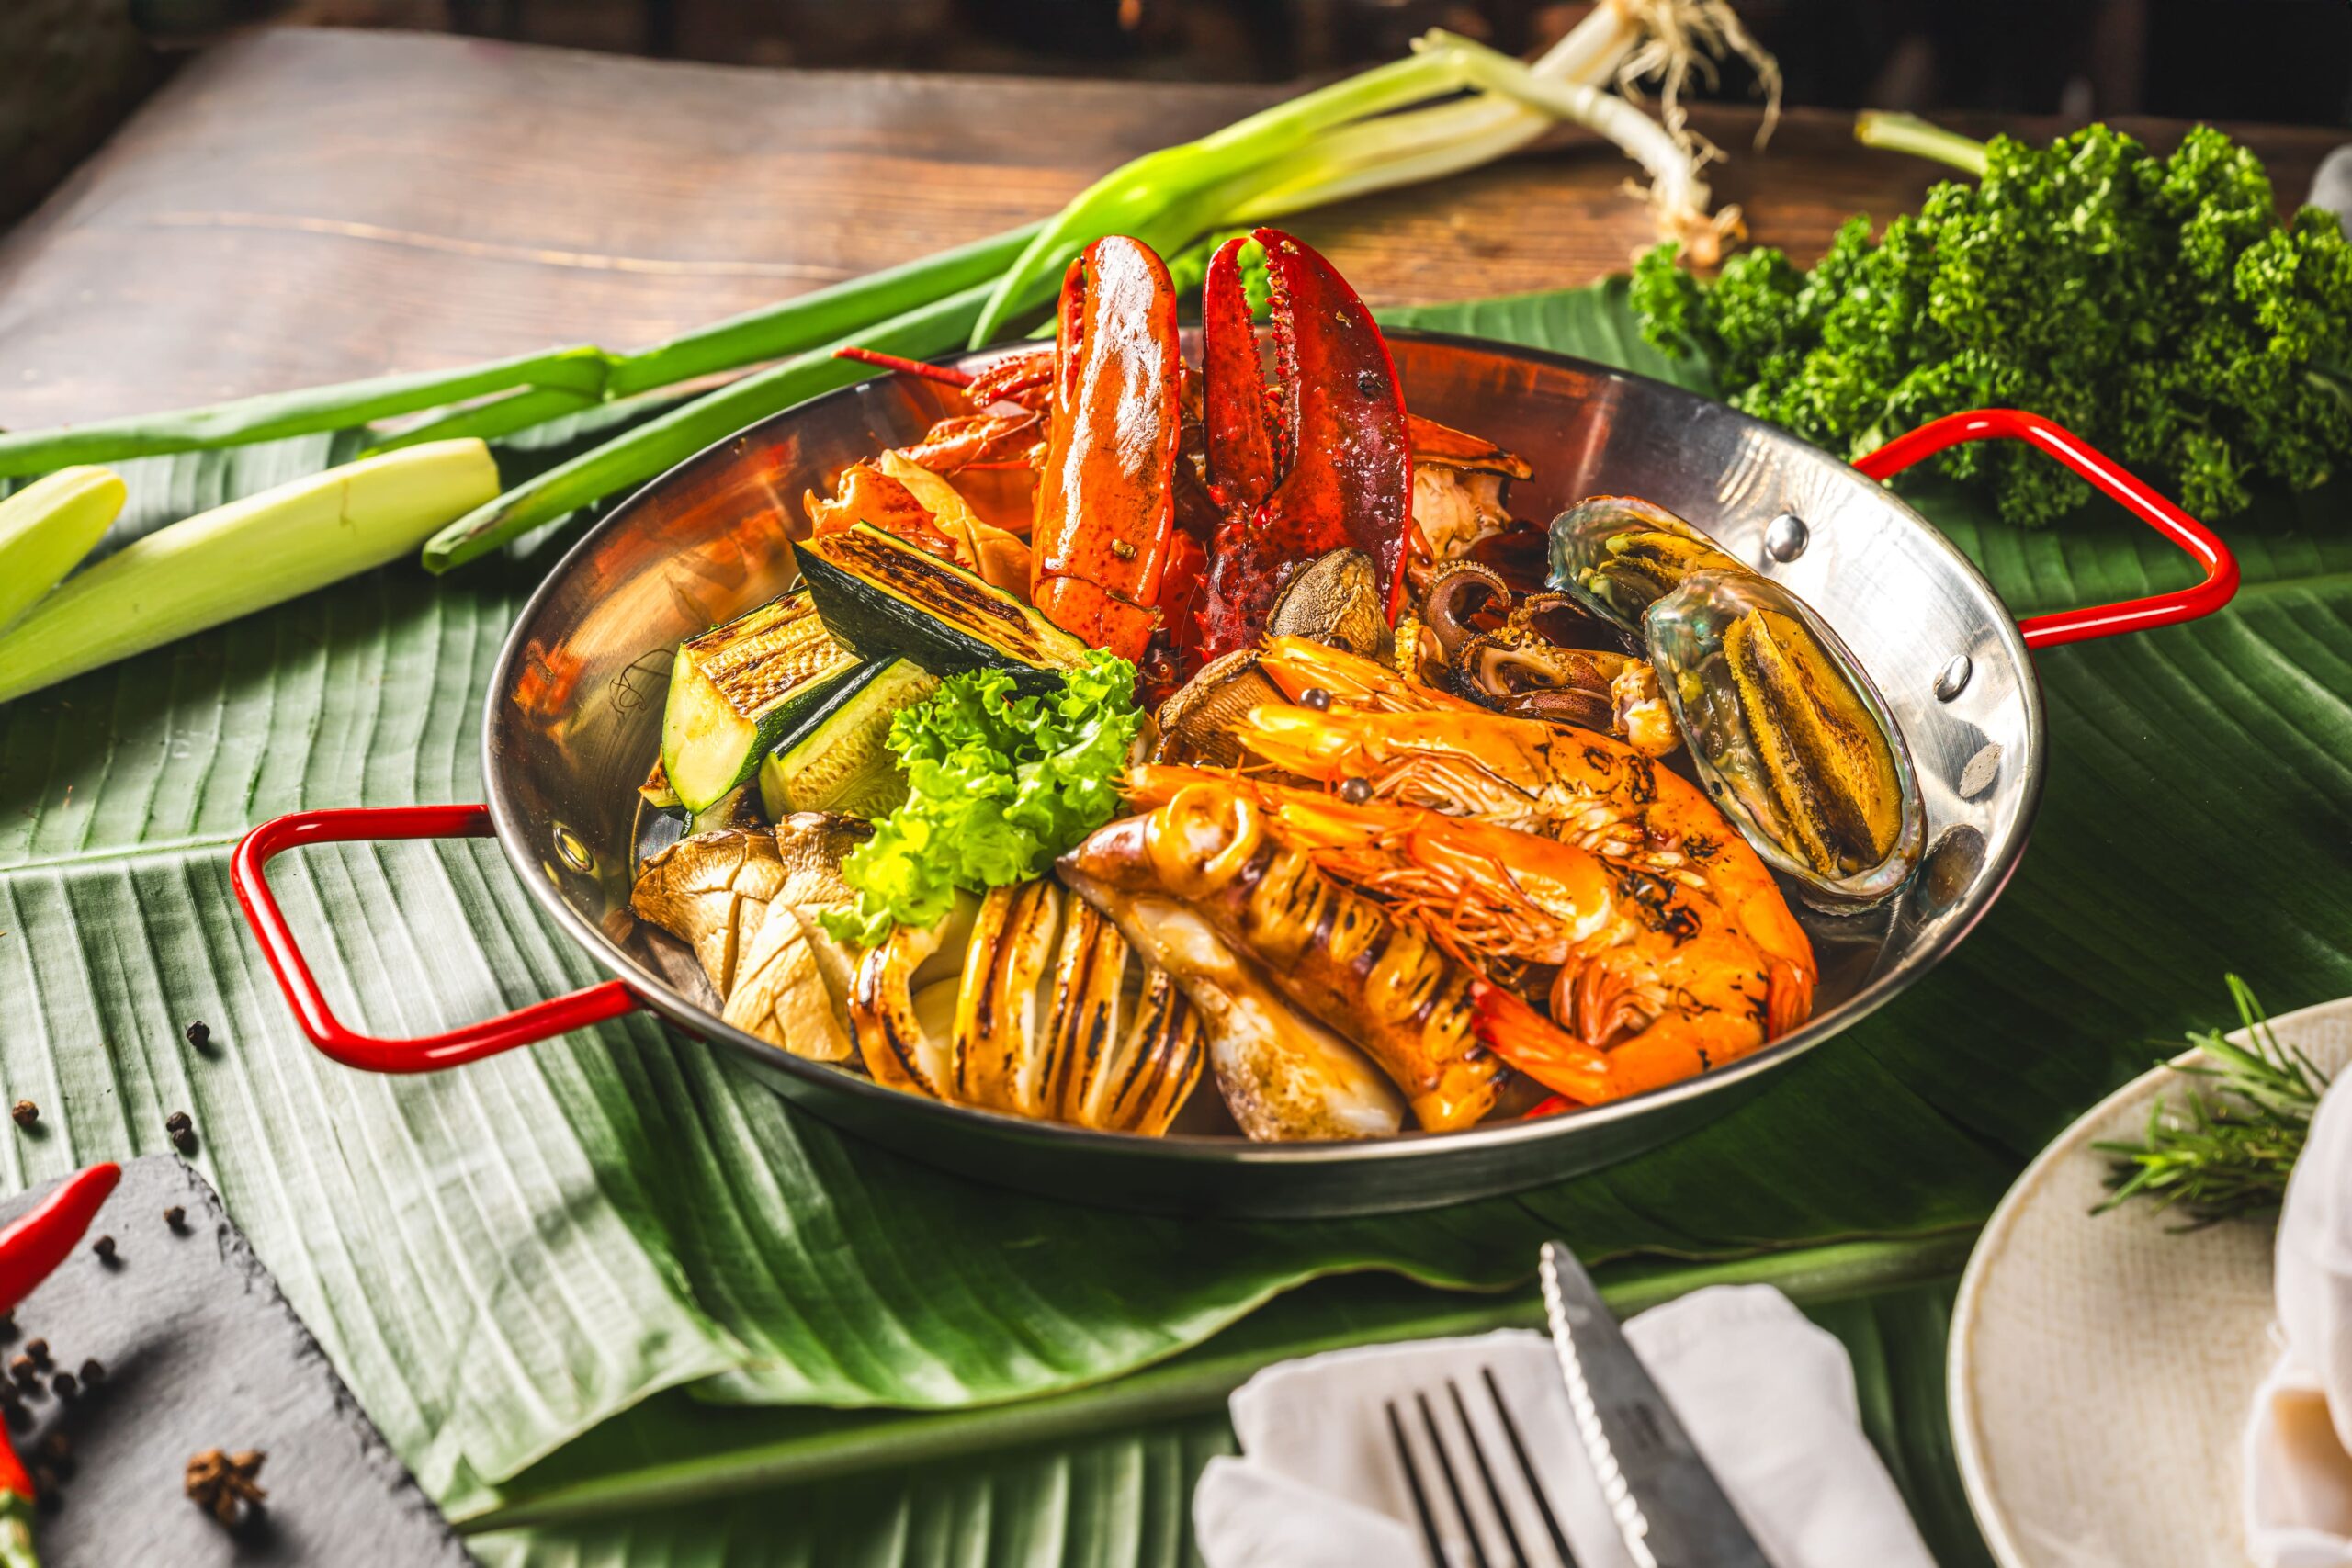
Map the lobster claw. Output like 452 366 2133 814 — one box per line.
1197 228 1413 660
1031 237 1183 664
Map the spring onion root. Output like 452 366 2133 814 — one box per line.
0 440 499 705
0 468 125 635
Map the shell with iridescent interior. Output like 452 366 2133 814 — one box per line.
1645 567 1925 908
1546 495 1745 635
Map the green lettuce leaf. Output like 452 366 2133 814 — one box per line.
826 649 1143 944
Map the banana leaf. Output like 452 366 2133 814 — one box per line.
0 275 2339 1556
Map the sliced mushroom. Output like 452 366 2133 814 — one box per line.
725 908 856 1062
1153 649 1285 769
635 814 873 1058
630 829 790 996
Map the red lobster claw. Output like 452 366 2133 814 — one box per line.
1196 228 1412 660
1031 237 1183 664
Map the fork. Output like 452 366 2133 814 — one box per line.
1384 1365 1581 1568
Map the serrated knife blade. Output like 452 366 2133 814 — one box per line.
1538 1240 1775 1568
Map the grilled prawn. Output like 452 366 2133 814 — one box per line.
1125 767 1801 1103
1244 637 1815 1032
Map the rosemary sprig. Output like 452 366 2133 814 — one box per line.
2094 976 2328 1229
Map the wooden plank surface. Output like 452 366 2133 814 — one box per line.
0 26 2344 429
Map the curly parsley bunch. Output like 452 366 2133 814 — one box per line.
1630 123 2352 526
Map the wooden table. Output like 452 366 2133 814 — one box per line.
1 26 2342 432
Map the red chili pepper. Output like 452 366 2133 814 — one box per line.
1525 1095 1576 1120
0 1165 119 1315
0 1162 120 1566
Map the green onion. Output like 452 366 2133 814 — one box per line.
0 348 607 480
0 440 500 705
1854 110 1991 177
0 467 124 634
0 220 1045 479
420 282 1010 573
365 386 604 454
605 220 1043 396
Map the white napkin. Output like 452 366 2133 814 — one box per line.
2249 1069 2352 1564
1194 1284 1935 1568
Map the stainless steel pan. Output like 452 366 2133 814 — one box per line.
230 333 2235 1216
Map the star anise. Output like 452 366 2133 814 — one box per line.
184 1448 266 1525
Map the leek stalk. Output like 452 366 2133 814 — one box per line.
0 468 125 634
0 440 500 705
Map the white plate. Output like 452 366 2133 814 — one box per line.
1950 995 2352 1568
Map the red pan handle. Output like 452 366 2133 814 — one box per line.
1851 408 2238 648
231 805 641 1073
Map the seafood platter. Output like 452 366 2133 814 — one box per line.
232 230 2234 1215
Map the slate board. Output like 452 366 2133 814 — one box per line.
0 1156 469 1565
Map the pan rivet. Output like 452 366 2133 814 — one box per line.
1959 743 2002 799
552 824 594 874
1934 654 1973 702
1763 512 1808 562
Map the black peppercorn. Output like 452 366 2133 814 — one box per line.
184 1021 210 1051
77 1359 101 1388
1299 686 1332 711
25 1339 49 1370
50 1372 74 1401
91 1235 116 1264
8 1101 34 1130
3 1402 28 1431
164 1205 186 1232
1339 776 1374 804
8 1355 33 1386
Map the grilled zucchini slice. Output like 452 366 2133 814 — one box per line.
759 659 942 820
796 522 1091 677
662 592 862 813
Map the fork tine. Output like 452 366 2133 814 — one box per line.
1480 1365 1581 1567
1387 1398 1451 1567
1448 1378 1532 1568
1416 1390 1496 1568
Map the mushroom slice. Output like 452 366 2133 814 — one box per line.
1061 874 1403 1142
1046 897 1205 1137
771 811 870 908
725 908 854 1062
630 828 789 996
1154 649 1285 769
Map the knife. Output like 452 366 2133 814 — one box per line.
1538 1239 1775 1568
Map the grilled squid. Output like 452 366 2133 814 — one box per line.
851 880 1204 1136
